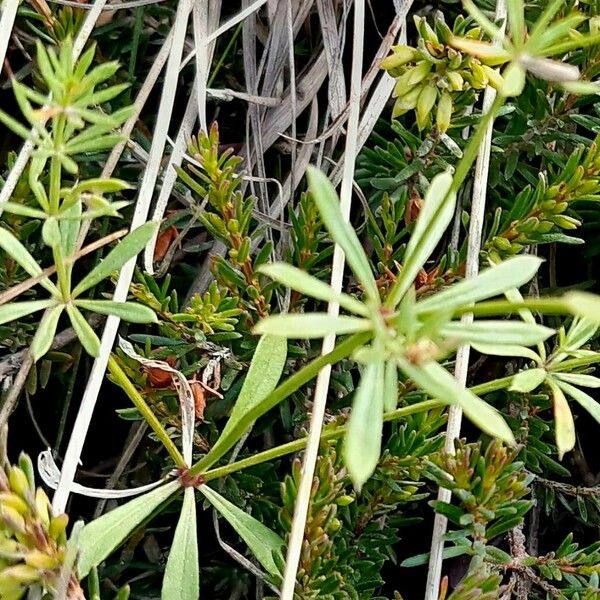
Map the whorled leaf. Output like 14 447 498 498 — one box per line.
197 335 287 470
387 171 456 308
510 368 547 393
344 360 385 490
72 222 158 297
306 166 379 302
75 300 157 323
397 358 515 444
257 263 368 316
162 487 199 600
78 481 179 578
417 256 543 314
199 484 283 576
548 379 576 459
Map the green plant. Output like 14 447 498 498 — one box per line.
0 38 157 360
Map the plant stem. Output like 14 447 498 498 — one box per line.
385 94 506 308
188 331 372 475
471 374 514 395
107 355 185 468
451 297 571 318
201 374 516 481
451 93 505 193
207 20 244 87
49 115 66 214
202 400 443 481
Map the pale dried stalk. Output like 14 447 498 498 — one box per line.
316 0 347 119
423 2 508 598
279 1 365 597
142 81 198 273
0 0 18 74
52 0 194 513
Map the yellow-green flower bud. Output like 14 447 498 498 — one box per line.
0 493 29 516
8 468 29 500
48 514 68 541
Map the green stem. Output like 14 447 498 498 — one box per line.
207 21 244 87
53 245 70 300
450 297 571 318
189 331 372 476
108 355 185 468
201 374 516 482
202 400 443 482
451 93 505 193
470 374 514 395
49 115 66 214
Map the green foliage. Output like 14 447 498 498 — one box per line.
426 439 532 541
6 1 600 599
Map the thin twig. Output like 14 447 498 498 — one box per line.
0 352 34 425
423 3 507 598
279 1 365 596
0 0 19 77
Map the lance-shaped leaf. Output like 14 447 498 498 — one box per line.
471 343 541 362
72 222 158 297
510 368 547 393
306 166 379 302
199 484 283 576
162 487 199 600
441 320 554 346
0 228 59 296
258 263 368 316
0 299 55 326
75 300 157 323
416 256 543 314
198 335 287 470
554 378 600 426
397 358 515 444
78 481 179 578
66 304 101 356
553 373 600 388
60 202 81 259
254 314 371 339
387 172 456 308
344 360 385 490
548 379 575 460
564 318 597 351
30 305 64 361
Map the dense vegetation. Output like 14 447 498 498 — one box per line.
3 1 600 599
